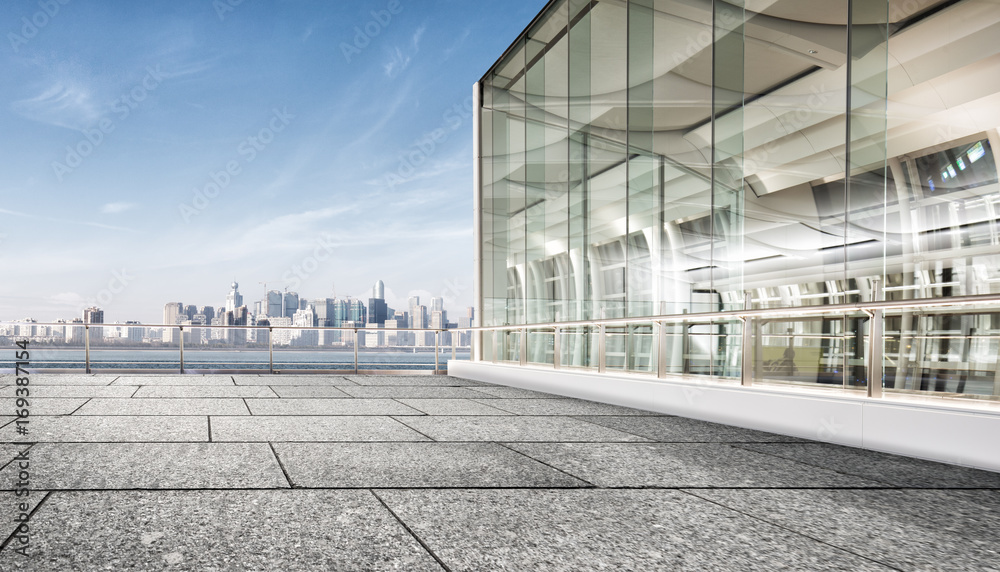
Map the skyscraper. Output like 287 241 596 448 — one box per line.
266 290 282 317
226 282 243 313
163 303 183 326
82 307 104 325
368 280 388 326
83 307 104 345
408 296 420 328
196 306 211 322
283 291 299 319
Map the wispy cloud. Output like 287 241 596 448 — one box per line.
383 24 426 79
101 202 137 214
10 82 101 130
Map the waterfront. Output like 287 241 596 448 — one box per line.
1 348 470 372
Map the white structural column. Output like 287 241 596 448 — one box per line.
472 81 484 361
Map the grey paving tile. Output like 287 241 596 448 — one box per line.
246 398 423 416
0 385 137 398
473 398 659 416
576 415 806 443
347 375 485 387
275 443 588 488
465 385 563 399
75 398 249 416
112 375 236 386
234 375 350 386
398 416 650 442
1 374 115 386
0 415 15 428
271 385 352 398
735 442 1000 488
0 487 46 550
9 416 207 443
133 385 278 398
0 443 30 469
507 443 880 488
210 416 430 442
396 399 515 416
0 398 87 415
692 489 1000 572
339 386 492 399
377 489 893 571
0 490 442 571
0 443 287 489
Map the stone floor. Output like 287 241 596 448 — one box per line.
1 373 999 571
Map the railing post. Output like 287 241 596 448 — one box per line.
452 331 457 361
179 326 185 374
742 292 753 386
553 327 561 370
353 328 359 374
519 328 527 366
85 324 91 374
657 321 667 379
598 324 607 373
493 330 498 363
268 327 274 374
741 317 753 386
867 278 884 398
434 330 440 374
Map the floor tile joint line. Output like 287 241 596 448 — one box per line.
680 489 905 571
370 489 453 572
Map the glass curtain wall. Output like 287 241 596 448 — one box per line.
479 0 1000 398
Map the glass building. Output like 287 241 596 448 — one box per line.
471 0 1000 394
463 0 1000 469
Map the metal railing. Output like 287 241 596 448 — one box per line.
0 323 472 375
468 293 1000 401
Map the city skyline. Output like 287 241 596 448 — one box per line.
0 275 468 325
0 0 547 324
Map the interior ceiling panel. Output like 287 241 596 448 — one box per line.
741 0 952 25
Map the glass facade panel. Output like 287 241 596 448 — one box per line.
478 0 1000 399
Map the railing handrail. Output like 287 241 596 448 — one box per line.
0 322 459 332
467 293 1000 332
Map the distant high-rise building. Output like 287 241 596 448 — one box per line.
283 291 299 319
292 305 318 346
83 307 103 345
226 282 243 313
184 305 198 320
163 303 183 325
83 307 104 324
265 290 282 317
368 298 388 327
431 297 444 313
408 296 420 328
200 306 216 323
373 280 385 300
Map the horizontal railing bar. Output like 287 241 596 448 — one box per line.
0 323 459 332
469 293 1000 331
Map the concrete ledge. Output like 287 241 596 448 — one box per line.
448 360 1000 473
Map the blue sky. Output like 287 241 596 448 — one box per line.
1 0 545 323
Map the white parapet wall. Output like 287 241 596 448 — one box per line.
449 360 1000 473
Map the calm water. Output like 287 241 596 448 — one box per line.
1 348 470 371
